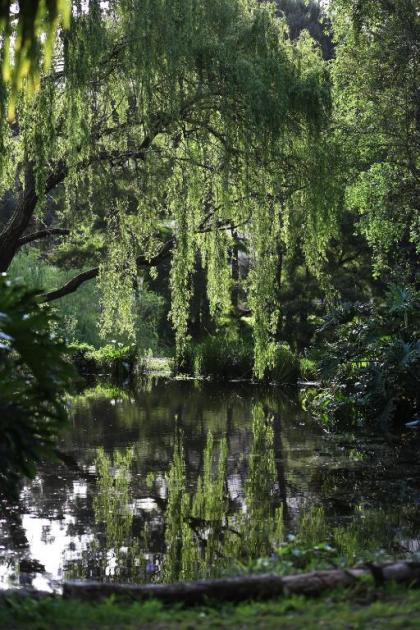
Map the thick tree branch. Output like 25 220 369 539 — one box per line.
42 267 99 302
17 228 70 247
0 87 230 273
0 162 66 272
41 239 174 302
41 207 250 303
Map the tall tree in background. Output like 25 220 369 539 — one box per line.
305 0 420 427
276 0 334 59
331 0 419 282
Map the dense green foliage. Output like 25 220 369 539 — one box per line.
68 342 136 378
0 276 73 499
181 333 254 380
180 331 300 383
307 286 420 427
305 0 420 425
331 0 419 278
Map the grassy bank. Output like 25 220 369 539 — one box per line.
1 584 419 629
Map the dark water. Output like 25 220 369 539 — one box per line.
1 379 419 591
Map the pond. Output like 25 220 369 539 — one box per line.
1 378 419 592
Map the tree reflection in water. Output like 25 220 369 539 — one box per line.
83 402 420 584
1 380 419 588
85 404 288 583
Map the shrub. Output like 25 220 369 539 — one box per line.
178 336 300 384
266 342 300 384
68 341 137 378
0 276 73 499
180 333 254 380
310 285 420 427
299 356 318 381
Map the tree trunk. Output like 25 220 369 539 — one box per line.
189 255 212 341
231 231 240 309
0 162 36 272
0 161 65 272
62 561 420 604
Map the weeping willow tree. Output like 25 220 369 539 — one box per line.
0 0 337 377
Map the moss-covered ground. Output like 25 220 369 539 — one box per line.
1 583 419 629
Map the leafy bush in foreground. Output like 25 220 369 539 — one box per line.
0 276 73 499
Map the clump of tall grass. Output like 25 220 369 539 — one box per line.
186 334 254 380
178 334 300 383
267 342 300 384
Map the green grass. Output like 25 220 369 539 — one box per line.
1 584 419 629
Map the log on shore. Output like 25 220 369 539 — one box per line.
63 561 420 605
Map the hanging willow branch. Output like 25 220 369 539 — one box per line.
40 209 235 303
0 0 71 120
41 238 175 302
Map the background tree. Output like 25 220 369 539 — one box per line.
303 0 420 425
331 0 419 282
276 0 334 59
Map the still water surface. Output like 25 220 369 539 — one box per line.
1 379 419 591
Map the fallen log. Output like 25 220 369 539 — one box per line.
63 561 420 605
